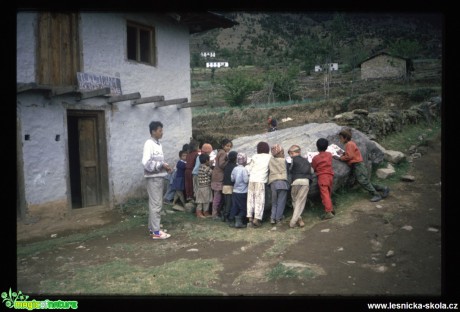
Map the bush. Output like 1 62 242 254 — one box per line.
409 88 435 102
219 70 262 107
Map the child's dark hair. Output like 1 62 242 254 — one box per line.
221 138 233 148
338 128 352 141
228 151 238 163
182 143 190 152
179 150 187 158
188 140 198 152
316 138 329 152
199 153 210 164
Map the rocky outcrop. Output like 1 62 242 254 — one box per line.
332 96 441 140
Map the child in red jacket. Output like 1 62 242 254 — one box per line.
311 138 335 220
334 128 389 202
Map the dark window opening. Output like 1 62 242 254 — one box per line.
127 22 156 66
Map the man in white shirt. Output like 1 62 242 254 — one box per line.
142 121 172 239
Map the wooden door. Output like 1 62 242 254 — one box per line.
68 110 109 209
78 117 101 207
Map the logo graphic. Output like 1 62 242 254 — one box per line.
1 289 78 310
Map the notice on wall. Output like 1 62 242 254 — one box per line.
77 72 122 96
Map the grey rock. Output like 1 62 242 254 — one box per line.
231 123 385 199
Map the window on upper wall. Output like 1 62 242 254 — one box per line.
37 12 81 86
127 22 156 66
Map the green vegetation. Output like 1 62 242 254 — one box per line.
267 263 316 281
379 118 441 151
17 217 144 257
219 70 262 106
41 258 224 295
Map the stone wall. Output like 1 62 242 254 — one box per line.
332 96 441 140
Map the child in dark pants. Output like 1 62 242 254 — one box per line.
222 151 238 222
335 128 390 202
312 138 335 220
229 153 249 228
268 144 289 224
172 149 187 210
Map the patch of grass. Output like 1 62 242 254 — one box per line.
379 119 441 152
332 185 369 211
192 98 317 117
116 197 149 216
267 263 315 281
17 217 144 257
41 258 224 295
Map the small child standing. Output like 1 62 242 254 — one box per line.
171 149 187 211
287 144 312 228
229 152 249 228
268 144 290 224
195 153 213 218
222 151 238 222
246 141 272 227
193 143 213 216
211 139 233 220
335 128 390 202
312 138 335 220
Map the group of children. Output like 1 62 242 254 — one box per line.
166 127 390 229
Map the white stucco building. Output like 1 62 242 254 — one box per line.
314 63 338 72
16 11 236 220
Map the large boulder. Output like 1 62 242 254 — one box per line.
230 122 385 199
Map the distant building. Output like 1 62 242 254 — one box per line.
359 52 413 80
206 62 229 68
314 63 338 72
201 52 215 57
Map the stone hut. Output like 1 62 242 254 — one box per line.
359 52 413 80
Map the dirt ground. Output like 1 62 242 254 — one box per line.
15 132 455 308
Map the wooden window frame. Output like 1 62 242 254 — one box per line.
126 21 156 66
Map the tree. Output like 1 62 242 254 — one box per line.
343 39 368 96
267 66 300 101
389 39 421 59
219 70 262 107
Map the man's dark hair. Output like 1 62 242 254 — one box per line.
199 153 210 164
316 138 329 152
149 121 163 134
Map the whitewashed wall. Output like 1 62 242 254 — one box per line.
17 12 194 213
17 94 69 207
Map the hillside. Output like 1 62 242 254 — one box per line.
189 12 442 147
190 12 442 68
191 59 441 147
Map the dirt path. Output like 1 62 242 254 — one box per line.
14 133 453 308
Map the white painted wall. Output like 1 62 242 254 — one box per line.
17 12 195 212
17 94 69 206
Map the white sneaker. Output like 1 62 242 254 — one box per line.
151 231 171 239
